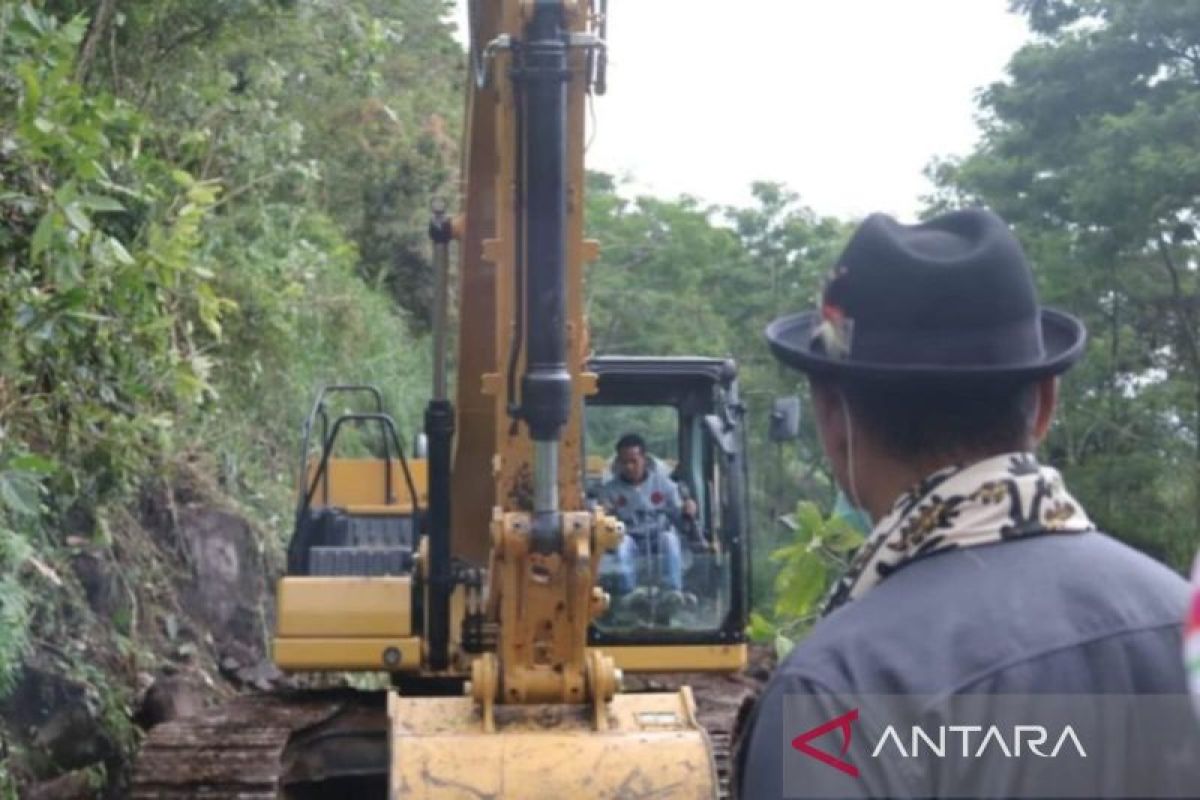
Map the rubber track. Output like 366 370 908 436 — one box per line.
130 695 342 799
133 684 751 798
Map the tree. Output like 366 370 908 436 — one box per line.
584 174 852 609
928 0 1200 565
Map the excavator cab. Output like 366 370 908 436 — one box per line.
585 356 750 673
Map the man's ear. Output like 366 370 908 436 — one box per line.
1031 375 1059 445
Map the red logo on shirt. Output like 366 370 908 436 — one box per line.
651 491 664 505
791 708 860 778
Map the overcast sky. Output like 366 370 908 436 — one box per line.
449 1 1030 220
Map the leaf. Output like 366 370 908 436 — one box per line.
60 14 88 45
65 311 113 323
824 517 866 553
768 541 807 563
79 195 125 213
16 63 40 111
774 553 827 618
30 210 56 260
0 192 34 206
106 237 135 266
95 179 150 203
773 633 795 660
186 182 220 205
19 4 46 34
63 203 92 234
170 169 195 188
8 455 56 475
53 286 89 309
747 611 775 642
0 473 41 517
793 501 824 537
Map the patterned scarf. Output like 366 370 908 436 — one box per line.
824 452 1094 613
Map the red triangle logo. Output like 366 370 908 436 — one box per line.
790 708 860 778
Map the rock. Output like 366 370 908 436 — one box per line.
69 550 122 619
0 662 86 732
177 508 269 663
34 705 115 771
218 655 242 683
25 769 96 800
234 660 284 692
134 676 204 730
161 612 179 641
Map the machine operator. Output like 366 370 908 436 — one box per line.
598 433 697 602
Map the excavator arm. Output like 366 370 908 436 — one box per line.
390 1 718 794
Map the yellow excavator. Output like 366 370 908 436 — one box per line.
133 1 751 796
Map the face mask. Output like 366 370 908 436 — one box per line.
833 489 873 535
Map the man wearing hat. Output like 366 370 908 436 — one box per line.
735 209 1200 797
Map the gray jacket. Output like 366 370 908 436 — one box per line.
600 463 683 537
735 532 1200 798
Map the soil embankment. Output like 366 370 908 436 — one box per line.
0 459 283 798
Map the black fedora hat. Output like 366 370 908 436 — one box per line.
765 208 1086 382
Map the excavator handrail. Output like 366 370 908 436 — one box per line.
297 412 421 527
295 385 387 509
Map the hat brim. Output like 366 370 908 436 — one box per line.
765 308 1087 383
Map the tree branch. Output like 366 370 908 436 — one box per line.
1155 236 1200 376
75 0 119 86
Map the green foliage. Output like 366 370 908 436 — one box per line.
192 203 431 527
929 0 1200 566
0 452 48 696
0 0 457 792
94 0 463 326
0 761 17 800
584 173 741 356
1 3 225 494
0 4 230 709
748 501 863 658
585 175 853 617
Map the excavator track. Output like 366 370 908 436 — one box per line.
132 685 746 799
131 691 389 799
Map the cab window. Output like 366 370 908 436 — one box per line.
584 403 733 637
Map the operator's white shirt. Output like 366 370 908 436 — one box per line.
600 463 681 536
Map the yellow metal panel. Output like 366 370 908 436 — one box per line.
341 503 419 516
450 0 595 565
388 692 717 799
276 576 411 637
585 454 608 478
449 0 505 566
597 644 748 673
273 637 422 671
303 457 428 509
